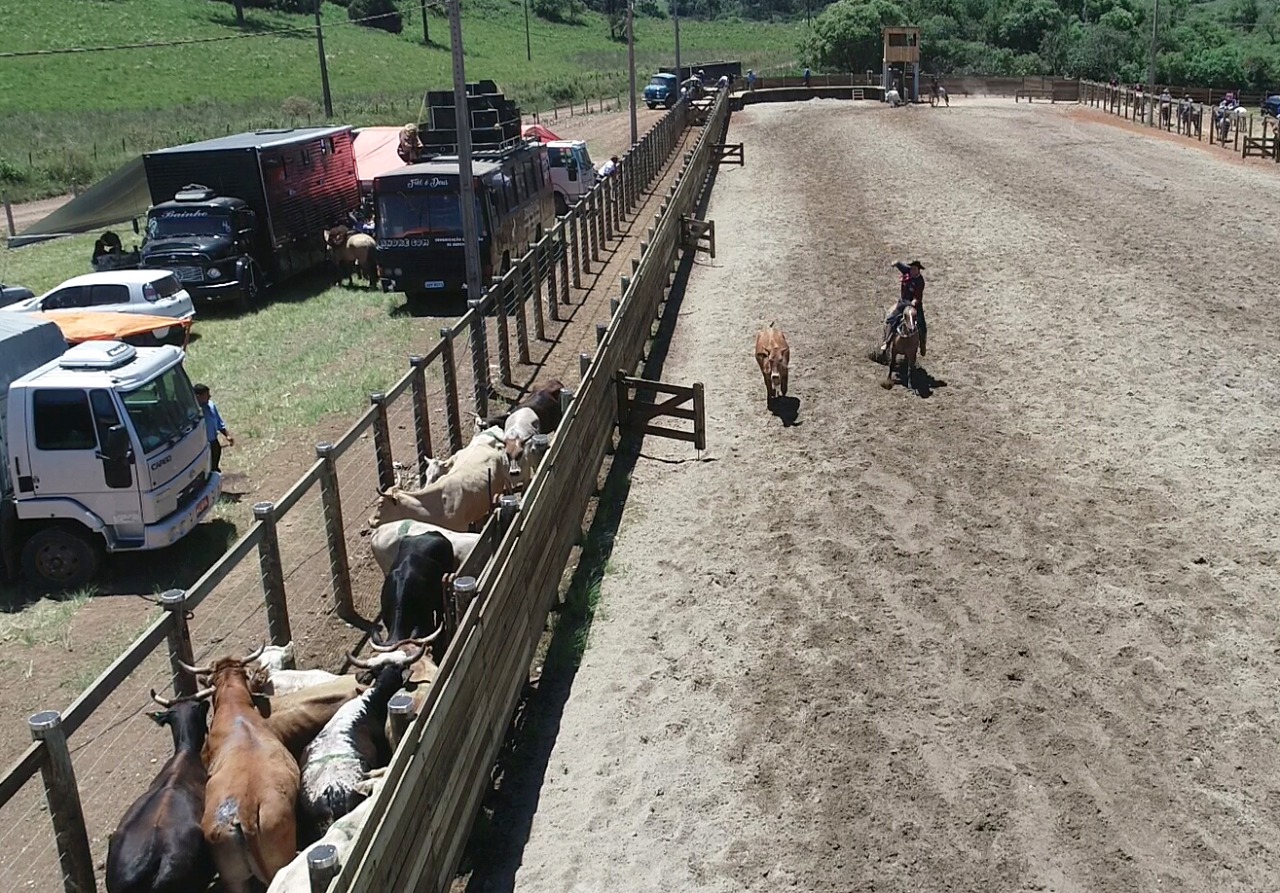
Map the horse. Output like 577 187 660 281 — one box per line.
881 303 920 391
930 85 948 107
1159 101 1173 130
323 227 378 287
1215 108 1233 144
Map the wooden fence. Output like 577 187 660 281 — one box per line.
744 74 1079 100
1078 80 1280 161
325 90 732 893
0 97 694 893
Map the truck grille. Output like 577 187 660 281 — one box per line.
173 266 204 282
177 471 207 511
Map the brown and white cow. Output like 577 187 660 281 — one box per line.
252 675 365 762
367 427 511 531
754 323 790 403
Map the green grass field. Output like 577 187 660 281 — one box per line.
0 0 797 202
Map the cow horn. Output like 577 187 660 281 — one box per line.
149 689 177 709
348 651 378 669
369 632 397 652
177 660 213 676
238 644 266 666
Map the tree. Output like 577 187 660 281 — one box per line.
995 0 1066 55
349 0 403 33
800 0 909 72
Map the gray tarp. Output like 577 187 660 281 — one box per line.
11 156 151 247
0 315 65 493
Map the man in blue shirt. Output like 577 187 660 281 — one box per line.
194 383 234 473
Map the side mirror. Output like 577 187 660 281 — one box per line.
131 218 140 235
103 425 131 462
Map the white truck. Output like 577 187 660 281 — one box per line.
544 140 598 216
0 315 222 591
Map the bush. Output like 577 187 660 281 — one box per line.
349 0 404 33
0 158 29 185
281 96 320 118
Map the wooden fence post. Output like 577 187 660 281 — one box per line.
160 588 197 697
307 844 340 893
580 352 592 378
559 230 571 305
29 711 95 893
570 209 583 287
546 235 561 323
2 192 15 239
370 393 396 492
489 278 514 386
559 387 575 418
529 240 546 341
529 432 550 473
467 298 491 418
409 355 433 478
498 493 521 537
315 442 356 622
513 264 532 365
253 502 292 646
439 330 465 454
451 576 479 633
591 192 603 261
388 693 415 748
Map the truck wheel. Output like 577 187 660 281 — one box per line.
647 102 657 110
21 526 102 592
554 193 568 216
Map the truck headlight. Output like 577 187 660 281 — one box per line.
207 267 222 280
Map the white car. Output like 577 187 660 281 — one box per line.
2 270 196 321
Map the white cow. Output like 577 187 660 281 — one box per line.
369 520 482 576
265 773 387 893
367 427 511 531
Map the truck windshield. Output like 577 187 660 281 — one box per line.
120 365 203 455
649 76 671 88
572 146 592 170
147 209 233 239
378 192 487 239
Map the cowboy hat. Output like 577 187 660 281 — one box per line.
909 260 925 270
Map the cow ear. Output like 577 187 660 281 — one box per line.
148 711 168 726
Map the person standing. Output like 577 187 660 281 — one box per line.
194 383 234 473
746 68 757 91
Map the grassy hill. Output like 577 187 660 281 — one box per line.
0 0 798 202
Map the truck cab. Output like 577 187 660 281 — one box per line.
644 73 680 109
1 323 221 590
141 186 261 309
545 140 597 216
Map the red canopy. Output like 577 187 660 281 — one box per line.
353 127 409 188
522 123 561 143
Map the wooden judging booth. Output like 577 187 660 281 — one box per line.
883 26 921 103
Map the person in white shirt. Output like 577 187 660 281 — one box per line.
598 155 619 177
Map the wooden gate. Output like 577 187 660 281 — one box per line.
681 216 715 258
616 373 706 450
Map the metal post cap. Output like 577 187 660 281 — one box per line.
29 710 62 735
159 588 186 608
531 434 550 448
453 576 478 594
307 843 340 871
389 693 415 714
467 298 484 309
252 501 275 519
499 494 522 510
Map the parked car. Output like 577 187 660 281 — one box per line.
1262 94 1280 118
0 282 35 309
1 270 196 321
644 73 680 109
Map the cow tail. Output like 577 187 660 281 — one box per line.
233 814 273 885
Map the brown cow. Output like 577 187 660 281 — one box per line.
181 646 299 893
754 323 790 404
251 674 365 762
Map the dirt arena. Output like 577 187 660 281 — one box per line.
499 99 1280 891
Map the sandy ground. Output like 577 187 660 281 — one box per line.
497 98 1280 892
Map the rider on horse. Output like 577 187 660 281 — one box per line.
881 261 927 358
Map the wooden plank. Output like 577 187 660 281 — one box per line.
619 375 695 397
0 742 45 808
383 365 417 403
634 423 700 444
626 404 697 424
62 611 175 736
272 461 322 516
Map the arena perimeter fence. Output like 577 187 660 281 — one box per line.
0 92 706 893
1078 80 1280 159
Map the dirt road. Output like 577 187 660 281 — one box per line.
501 98 1280 891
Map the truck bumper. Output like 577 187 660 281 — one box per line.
139 471 223 550
189 280 250 305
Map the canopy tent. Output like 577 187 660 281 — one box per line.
34 310 191 349
12 156 151 248
353 127 409 190
521 123 561 143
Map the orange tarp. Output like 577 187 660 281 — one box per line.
353 126 410 187
35 311 192 348
522 123 561 143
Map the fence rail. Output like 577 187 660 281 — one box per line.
0 95 695 893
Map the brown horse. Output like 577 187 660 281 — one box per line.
881 303 919 391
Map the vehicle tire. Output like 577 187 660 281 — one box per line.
21 526 102 592
647 102 656 110
554 193 569 216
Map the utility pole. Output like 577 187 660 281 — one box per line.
449 0 484 307
421 0 430 44
1147 0 1159 123
627 0 637 145
673 0 681 79
315 0 334 118
524 0 532 60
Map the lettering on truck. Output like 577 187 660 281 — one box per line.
149 454 173 473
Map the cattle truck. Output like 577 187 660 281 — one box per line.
0 315 221 591
140 127 360 309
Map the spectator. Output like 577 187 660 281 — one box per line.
746 69 757 91
598 155 619 177
803 67 812 88
194 383 234 474
717 74 730 92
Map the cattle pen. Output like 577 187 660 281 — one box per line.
0 91 729 893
